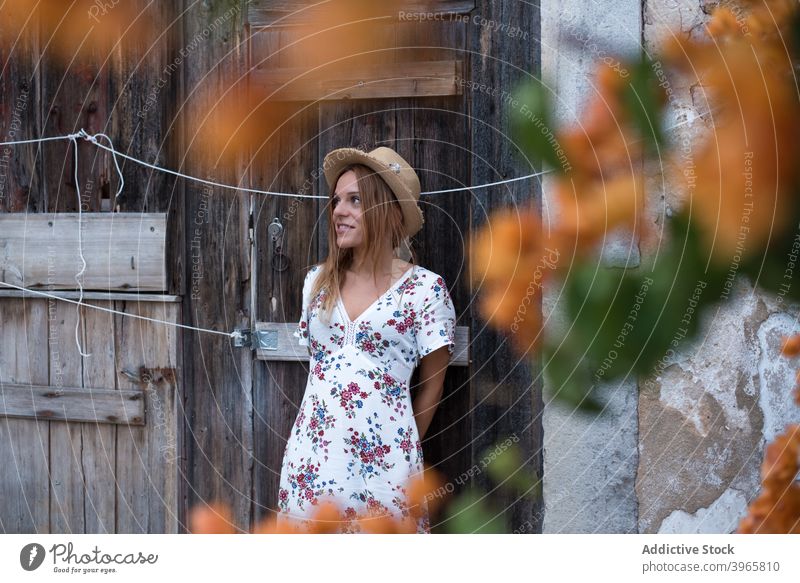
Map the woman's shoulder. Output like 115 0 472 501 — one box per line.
405 265 451 302
408 264 446 285
305 263 323 277
301 263 324 292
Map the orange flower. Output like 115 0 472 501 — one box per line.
189 501 237 534
197 467 448 535
556 171 644 247
781 335 800 357
550 61 648 250
252 514 301 534
407 466 447 516
738 424 800 533
1 0 155 61
470 207 562 353
665 4 800 264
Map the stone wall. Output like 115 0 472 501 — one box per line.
540 0 800 533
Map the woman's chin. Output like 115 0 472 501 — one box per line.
335 234 361 248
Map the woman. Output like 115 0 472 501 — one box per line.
277 146 457 533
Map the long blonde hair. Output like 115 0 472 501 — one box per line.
309 163 416 322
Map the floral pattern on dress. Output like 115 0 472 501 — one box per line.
281 264 457 534
343 413 395 480
355 365 409 417
330 380 371 419
353 321 395 357
283 457 340 511
301 395 335 461
394 425 423 464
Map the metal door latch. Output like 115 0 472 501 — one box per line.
232 328 279 350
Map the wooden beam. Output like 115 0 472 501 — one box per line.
253 321 470 366
247 1 477 27
0 290 180 302
0 213 167 292
252 60 463 102
0 383 145 425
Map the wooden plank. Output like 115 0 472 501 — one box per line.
48 301 86 533
253 321 470 366
81 302 119 534
0 290 180 302
0 298 49 533
248 0 476 27
467 0 543 532
0 383 144 425
115 301 179 534
0 8 43 213
180 0 253 534
0 213 167 291
252 60 463 101
393 16 473 533
250 26 318 529
40 20 109 215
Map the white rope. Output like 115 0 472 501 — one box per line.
0 112 710 346
0 280 236 338
2 129 554 197
0 112 711 199
69 131 91 357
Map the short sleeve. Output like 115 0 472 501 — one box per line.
293 266 317 347
415 272 457 361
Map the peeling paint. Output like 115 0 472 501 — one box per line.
756 312 800 441
658 488 748 534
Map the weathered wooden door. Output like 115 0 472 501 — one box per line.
0 3 181 534
240 0 543 533
1 0 543 534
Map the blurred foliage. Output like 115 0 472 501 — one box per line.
470 0 800 535
189 442 540 534
473 0 800 415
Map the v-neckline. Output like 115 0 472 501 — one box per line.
337 265 415 324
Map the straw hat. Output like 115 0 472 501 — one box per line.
323 146 424 238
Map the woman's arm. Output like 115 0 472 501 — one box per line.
412 345 451 440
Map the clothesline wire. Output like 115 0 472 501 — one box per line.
0 129 552 199
0 111 709 344
1 108 710 200
0 280 236 338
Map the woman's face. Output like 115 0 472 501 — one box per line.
332 170 364 249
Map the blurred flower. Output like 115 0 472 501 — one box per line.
553 63 646 248
193 90 294 165
189 501 236 534
665 1 800 264
739 330 800 534
189 466 445 534
737 424 800 533
469 207 562 354
287 0 406 76
1 1 155 62
781 335 800 357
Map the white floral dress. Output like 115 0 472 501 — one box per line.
277 263 456 533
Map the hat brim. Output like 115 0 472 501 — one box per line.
323 148 424 238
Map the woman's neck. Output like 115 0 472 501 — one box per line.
349 245 401 281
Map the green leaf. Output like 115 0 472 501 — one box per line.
542 211 728 413
621 53 666 155
484 443 541 497
443 491 507 534
509 78 564 172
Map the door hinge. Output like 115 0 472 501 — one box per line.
232 327 278 350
